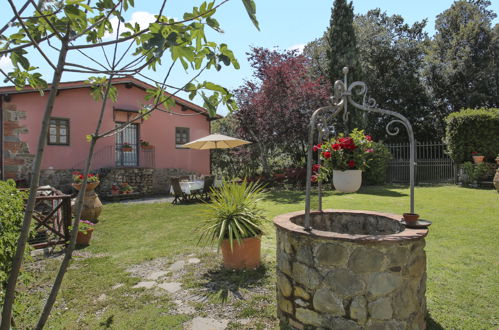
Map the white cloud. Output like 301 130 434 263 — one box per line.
103 11 176 39
288 44 305 54
0 56 13 72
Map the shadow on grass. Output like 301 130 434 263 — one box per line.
99 315 114 328
354 186 408 197
199 265 269 304
426 313 444 330
263 190 334 204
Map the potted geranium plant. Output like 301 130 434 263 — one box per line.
73 220 95 245
120 182 133 194
72 171 100 191
471 151 485 164
198 180 267 270
312 129 374 193
140 139 153 150
121 142 133 152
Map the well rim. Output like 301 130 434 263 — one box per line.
273 209 428 243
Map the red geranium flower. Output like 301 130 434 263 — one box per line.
366 148 374 153
332 143 341 151
347 160 355 168
322 151 332 159
310 175 318 182
365 135 372 141
312 144 322 152
312 164 321 172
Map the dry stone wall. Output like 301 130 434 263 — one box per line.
274 210 428 330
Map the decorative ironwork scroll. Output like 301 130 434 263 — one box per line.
304 67 415 231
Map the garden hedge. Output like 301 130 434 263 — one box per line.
445 108 499 163
0 180 28 302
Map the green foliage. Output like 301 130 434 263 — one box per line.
198 180 267 251
363 142 392 185
0 180 28 301
445 108 499 163
461 161 496 184
424 0 498 127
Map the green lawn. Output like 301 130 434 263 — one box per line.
14 185 499 329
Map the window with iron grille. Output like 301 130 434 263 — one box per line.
48 118 69 145
176 127 189 148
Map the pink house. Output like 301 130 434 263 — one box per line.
0 77 215 194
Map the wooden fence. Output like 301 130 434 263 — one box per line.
27 187 72 249
386 141 456 184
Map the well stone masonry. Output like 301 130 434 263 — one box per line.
273 210 428 330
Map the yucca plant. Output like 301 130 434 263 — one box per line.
198 180 267 251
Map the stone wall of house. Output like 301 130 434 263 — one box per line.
2 102 34 182
38 167 194 196
274 211 428 329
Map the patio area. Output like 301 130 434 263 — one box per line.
14 185 499 329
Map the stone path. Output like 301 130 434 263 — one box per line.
125 255 235 330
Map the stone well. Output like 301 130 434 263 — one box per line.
274 209 428 329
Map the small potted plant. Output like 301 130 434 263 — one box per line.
111 183 120 195
121 142 133 152
198 180 267 270
72 171 100 191
140 139 153 150
313 129 375 193
73 220 95 246
471 151 485 164
120 182 133 194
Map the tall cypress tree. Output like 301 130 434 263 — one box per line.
327 0 364 132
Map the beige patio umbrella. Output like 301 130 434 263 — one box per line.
181 133 251 149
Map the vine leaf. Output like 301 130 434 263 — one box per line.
241 0 259 31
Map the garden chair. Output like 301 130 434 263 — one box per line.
171 177 188 204
199 175 215 200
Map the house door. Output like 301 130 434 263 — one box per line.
116 123 139 167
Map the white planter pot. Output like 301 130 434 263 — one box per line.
332 169 362 193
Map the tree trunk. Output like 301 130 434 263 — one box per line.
1 39 69 330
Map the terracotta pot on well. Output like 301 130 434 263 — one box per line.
122 147 133 152
141 145 154 150
76 228 94 245
403 213 420 225
472 155 485 164
72 182 103 222
221 236 261 270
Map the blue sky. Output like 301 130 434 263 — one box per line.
1 0 498 114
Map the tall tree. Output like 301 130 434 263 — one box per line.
234 47 330 176
326 0 363 132
355 9 434 142
424 0 498 134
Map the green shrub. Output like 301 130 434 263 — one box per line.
363 142 392 185
461 162 496 184
0 180 28 302
445 108 499 163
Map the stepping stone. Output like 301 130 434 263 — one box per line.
188 258 201 264
146 270 168 280
132 281 156 289
168 260 186 272
184 317 229 330
96 294 107 302
185 294 208 303
157 282 182 293
173 300 196 314
111 283 124 290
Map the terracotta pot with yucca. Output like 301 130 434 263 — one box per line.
198 180 267 270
